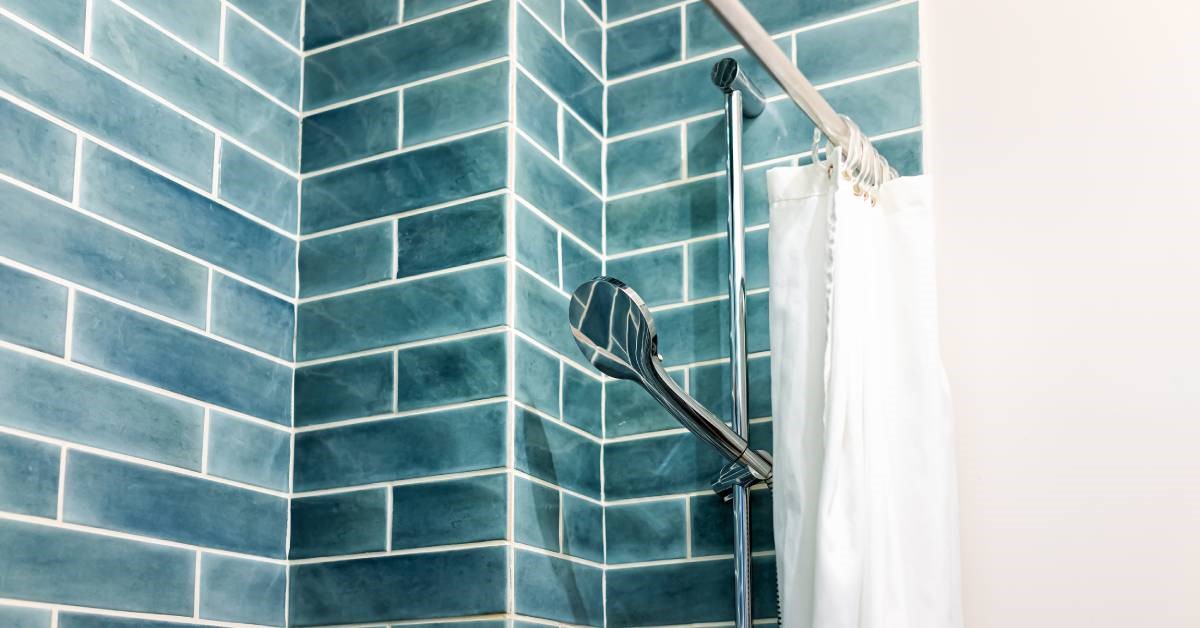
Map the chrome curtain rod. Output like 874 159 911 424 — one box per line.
703 0 872 153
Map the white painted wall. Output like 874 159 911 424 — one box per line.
920 1 1200 626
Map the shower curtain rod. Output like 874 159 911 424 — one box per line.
702 0 878 155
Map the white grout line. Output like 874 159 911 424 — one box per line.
192 551 203 618
299 121 509 179
0 597 272 628
297 189 508 241
292 396 509 433
515 0 603 84
217 1 228 64
70 135 85 203
200 409 211 474
223 0 304 55
56 448 68 521
62 289 76 360
302 56 511 116
302 0 494 57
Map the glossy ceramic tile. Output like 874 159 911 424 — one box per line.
515 336 561 417
514 476 560 551
607 556 777 625
604 431 725 500
514 550 603 626
516 71 559 155
0 605 49 628
604 376 679 438
559 234 601 295
1 0 85 48
58 615 202 628
606 499 687 563
298 221 394 297
606 247 684 306
218 141 299 232
0 13 215 186
199 553 286 626
607 126 682 195
514 408 600 499
793 3 919 85
561 365 602 437
290 488 387 558
297 263 506 360
516 202 560 285
288 547 507 625
0 431 60 518
523 0 561 35
294 352 394 426
563 0 601 74
561 112 602 190
122 0 220 57
304 0 397 49
689 489 774 556
0 97 75 199
91 0 297 168
690 355 772 422
0 518 195 615
293 402 507 491
302 128 507 233
606 0 674 21
516 7 601 131
688 229 768 299
391 473 507 549
561 493 602 562
395 194 507 278
236 0 302 46
394 332 507 411
607 10 681 79
0 348 204 469
303 0 508 109
403 0 476 19
404 62 508 146
209 272 295 359
0 263 67 356
205 411 290 491
301 92 399 172
515 137 602 249
876 131 924 176
72 294 293 424
515 268 579 367
63 451 287 557
225 10 301 107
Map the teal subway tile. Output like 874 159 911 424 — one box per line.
607 556 776 625
794 3 918 85
403 0 476 20
607 247 684 307
1 0 84 47
304 0 396 48
290 489 387 559
200 554 286 626
297 263 506 360
515 408 600 499
0 14 214 186
687 0 890 56
604 431 724 500
561 493 602 562
606 177 723 253
516 202 560 285
655 299 726 366
515 337 560 417
301 128 507 233
0 97 75 199
516 71 559 155
606 38 788 136
225 10 301 107
578 0 600 19
0 519 194 614
408 622 506 628
0 605 49 628
293 402 506 491
561 365 601 437
72 294 292 424
206 411 290 491
563 0 601 74
91 0 297 168
523 0 561 35
690 489 774 556
210 273 294 360
299 222 393 297
0 263 66 355
395 194 507 278
405 62 509 146
295 352 394 426
515 268 578 368
607 0 672 21
691 355 772 422
391 474 507 549
515 137 601 249
289 547 507 626
218 142 298 232
64 452 287 557
302 93 398 172
0 349 204 469
122 0 220 57
58 616 198 628
515 476 560 551
559 233 600 295
0 431 59 518
607 126 681 194
606 499 687 564
875 131 923 176
234 0 302 46
607 10 681 79
688 228 769 299
394 332 507 412
516 7 601 131
605 376 679 438
81 144 296 295
562 112 601 190
514 550 602 626
304 0 507 108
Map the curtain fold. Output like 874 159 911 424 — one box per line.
767 164 962 628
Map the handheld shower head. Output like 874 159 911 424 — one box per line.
568 278 771 483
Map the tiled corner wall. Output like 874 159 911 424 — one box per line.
0 0 301 626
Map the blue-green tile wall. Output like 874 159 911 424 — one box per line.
0 0 299 624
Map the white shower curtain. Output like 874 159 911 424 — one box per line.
766 161 962 628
